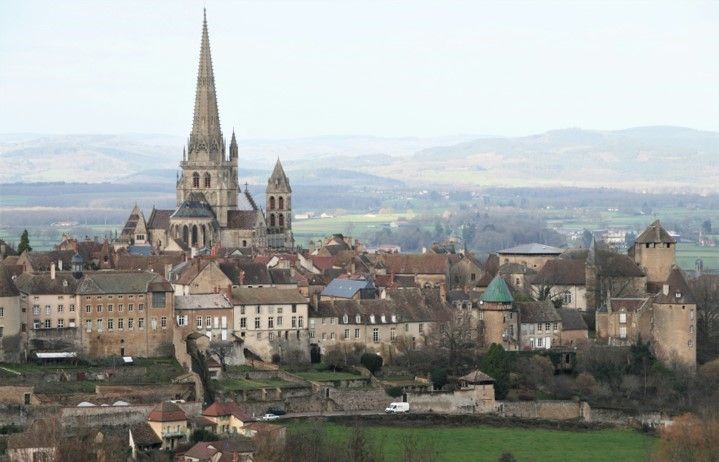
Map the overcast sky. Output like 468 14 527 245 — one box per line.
0 0 717 138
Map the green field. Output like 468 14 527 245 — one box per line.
292 422 657 462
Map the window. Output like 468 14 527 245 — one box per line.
419 323 424 334
97 305 103 313
97 319 103 331
298 316 304 328
369 315 375 324
161 317 167 329
192 172 200 188
85 305 91 313
44 319 51 329
240 317 247 329
178 315 188 326
69 304 75 312
619 326 627 338
552 322 558 332
390 327 396 340
343 314 348 324
269 196 275 210
537 337 543 347
206 316 212 328
138 318 145 329
118 304 124 312
545 322 551 331
196 316 203 328
322 332 326 340
471 273 476 281
152 292 166 308
139 303 144 311
45 305 51 315
355 328 360 338
128 303 133 311
356 314 361 324
277 307 283 314
562 292 572 305
255 317 261 329
256 306 261 315
619 313 627 324
372 328 379 343
108 304 113 312
128 318 134 329
292 305 297 313
0 307 3 317
85 320 92 332
33 305 40 315
108 319 114 330
344 329 350 339
310 330 315 338
240 306 245 315
279 196 284 210
204 172 211 188
291 316 297 328
268 317 274 328
537 323 542 332
151 318 157 330
269 332 274 340
330 332 336 340
57 304 64 313
277 316 283 327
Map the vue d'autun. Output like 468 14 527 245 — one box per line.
0 3 717 462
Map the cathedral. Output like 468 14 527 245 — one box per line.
119 10 294 252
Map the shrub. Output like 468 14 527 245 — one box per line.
360 352 383 375
191 428 220 443
430 368 448 390
386 386 403 398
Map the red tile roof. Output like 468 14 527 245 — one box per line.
148 401 186 422
202 401 252 421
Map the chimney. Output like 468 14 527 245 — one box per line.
662 284 669 296
239 270 245 286
164 264 172 280
50 262 56 280
226 284 232 300
58 259 63 271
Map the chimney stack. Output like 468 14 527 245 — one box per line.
50 262 56 280
239 270 245 286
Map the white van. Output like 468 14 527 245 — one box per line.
385 402 409 413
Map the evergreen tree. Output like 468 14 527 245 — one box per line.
17 229 32 254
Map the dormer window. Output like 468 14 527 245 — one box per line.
355 314 361 323
391 314 397 323
675 292 681 299
370 315 375 324
381 315 386 323
342 314 348 324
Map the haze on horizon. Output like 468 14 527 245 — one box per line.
0 0 717 139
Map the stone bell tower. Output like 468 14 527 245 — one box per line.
266 158 294 249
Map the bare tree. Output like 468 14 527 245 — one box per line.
690 275 719 364
430 308 479 374
207 340 235 371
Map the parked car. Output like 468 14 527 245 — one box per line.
259 413 280 421
385 402 410 413
266 407 287 416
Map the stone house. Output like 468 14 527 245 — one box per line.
15 268 81 354
76 271 175 358
310 288 447 356
181 439 255 462
16 250 75 273
458 370 497 411
498 262 535 292
0 264 22 361
630 220 677 284
516 301 562 350
231 287 310 361
201 401 252 434
129 401 189 455
531 258 587 311
496 243 563 270
556 308 589 346
448 255 484 290
477 276 519 351
372 253 451 298
171 259 233 296
175 293 234 341
596 297 652 347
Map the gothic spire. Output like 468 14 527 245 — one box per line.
188 8 224 161
229 129 238 159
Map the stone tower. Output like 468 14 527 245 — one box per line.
631 220 676 284
176 9 239 228
266 158 294 249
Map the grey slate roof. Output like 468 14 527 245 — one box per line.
321 278 375 299
77 271 172 294
533 259 586 286
0 264 20 297
127 245 154 256
497 243 563 255
172 192 217 219
231 287 308 305
314 288 449 323
516 300 561 324
175 293 232 310
236 191 259 211
147 209 173 230
556 308 588 331
269 268 295 285
227 210 258 230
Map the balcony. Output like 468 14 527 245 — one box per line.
161 430 187 438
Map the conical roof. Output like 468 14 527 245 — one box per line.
188 9 224 162
266 158 291 193
479 276 513 303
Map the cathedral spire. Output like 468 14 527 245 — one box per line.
266 158 292 193
188 8 224 161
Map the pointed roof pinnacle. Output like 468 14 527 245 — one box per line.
266 157 291 193
188 8 223 161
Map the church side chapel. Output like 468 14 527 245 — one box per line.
117 10 294 253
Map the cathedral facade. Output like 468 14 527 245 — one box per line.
120 11 294 252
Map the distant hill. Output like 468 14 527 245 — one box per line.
1 127 716 192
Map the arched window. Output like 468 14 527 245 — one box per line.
191 225 198 246
278 197 284 210
242 240 247 247
204 172 211 188
279 214 285 227
269 196 275 210
270 214 276 227
182 225 189 244
192 172 200 188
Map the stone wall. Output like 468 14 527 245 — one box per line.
408 390 477 414
59 401 202 429
498 400 590 421
0 386 39 405
94 383 194 402
326 387 391 412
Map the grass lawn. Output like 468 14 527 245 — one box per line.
292 422 657 462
